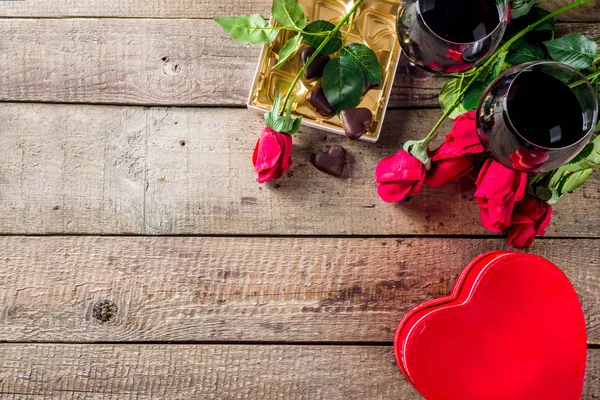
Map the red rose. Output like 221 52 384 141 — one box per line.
425 111 484 188
474 159 527 232
442 111 485 156
508 196 553 249
375 150 426 202
509 148 550 171
252 127 293 184
426 154 474 188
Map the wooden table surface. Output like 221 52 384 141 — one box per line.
0 0 599 398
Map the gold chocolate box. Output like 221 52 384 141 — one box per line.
247 0 401 143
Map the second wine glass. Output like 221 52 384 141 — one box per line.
477 61 598 173
397 0 509 74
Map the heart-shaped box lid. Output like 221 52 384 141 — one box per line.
394 251 587 400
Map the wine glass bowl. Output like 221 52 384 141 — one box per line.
397 0 509 74
477 61 598 173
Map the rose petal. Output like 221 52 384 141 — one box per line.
375 150 425 184
254 128 284 172
377 181 413 203
425 154 474 188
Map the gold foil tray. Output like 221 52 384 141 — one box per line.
247 0 401 143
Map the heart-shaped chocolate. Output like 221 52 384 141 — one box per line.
301 47 330 80
340 108 373 140
395 251 587 400
306 83 335 118
313 145 347 177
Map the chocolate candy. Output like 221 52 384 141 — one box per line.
306 83 335 118
301 47 330 80
313 145 347 178
340 108 373 140
363 82 380 95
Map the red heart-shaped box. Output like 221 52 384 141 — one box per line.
394 251 587 400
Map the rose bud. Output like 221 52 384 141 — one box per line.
375 150 426 203
474 159 527 232
252 127 293 184
508 196 553 249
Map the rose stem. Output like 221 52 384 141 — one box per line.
569 69 600 89
421 0 593 143
279 0 365 116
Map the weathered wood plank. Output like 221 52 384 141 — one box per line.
0 344 597 399
0 105 146 234
0 20 595 107
0 237 598 344
0 0 596 20
2 103 598 236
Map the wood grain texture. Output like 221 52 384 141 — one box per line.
0 344 598 399
0 0 596 20
0 20 595 107
2 103 599 236
0 236 598 344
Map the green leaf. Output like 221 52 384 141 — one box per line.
459 53 508 112
462 82 484 111
534 186 553 202
439 78 469 119
539 135 600 202
340 43 382 85
485 51 508 84
529 7 555 36
322 57 365 114
506 41 546 65
545 34 598 70
274 34 302 68
302 20 341 56
215 14 279 44
510 0 536 19
502 7 554 46
558 168 593 194
272 0 306 29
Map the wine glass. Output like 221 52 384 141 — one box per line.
397 0 509 74
477 61 598 173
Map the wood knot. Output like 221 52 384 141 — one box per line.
93 300 118 323
161 56 181 76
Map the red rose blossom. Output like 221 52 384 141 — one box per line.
474 159 527 232
426 154 474 188
375 150 426 202
425 111 484 187
508 196 553 249
441 111 485 156
252 127 293 184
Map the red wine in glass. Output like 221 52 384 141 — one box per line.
397 0 509 74
477 61 598 173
